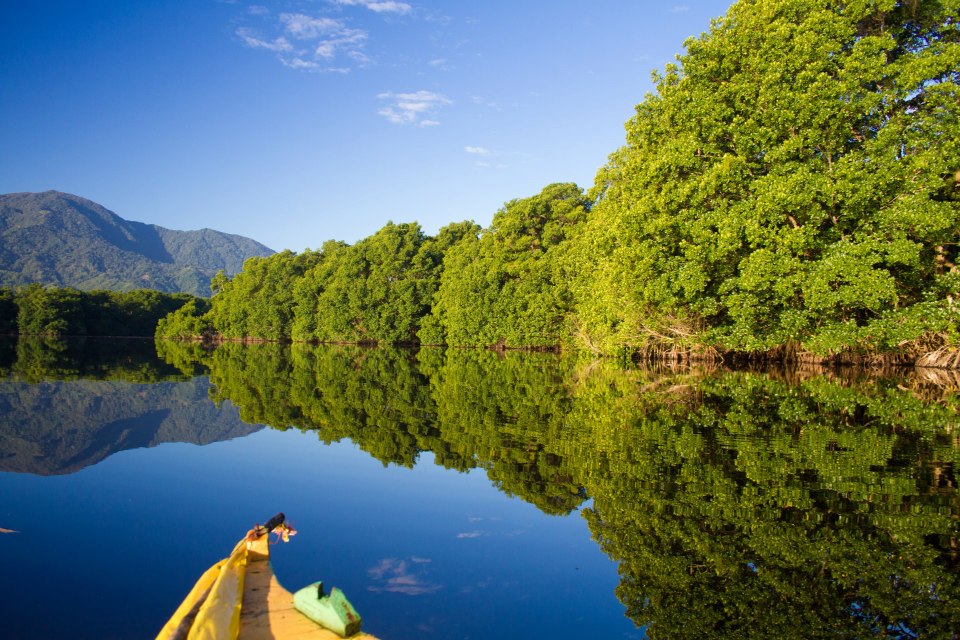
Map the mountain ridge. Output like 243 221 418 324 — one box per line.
0 191 274 296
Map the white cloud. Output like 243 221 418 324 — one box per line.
464 146 490 155
671 5 690 12
377 90 451 126
237 11 372 72
315 28 368 58
282 57 320 70
280 13 344 39
247 5 269 15
236 28 293 52
331 0 412 14
348 50 373 64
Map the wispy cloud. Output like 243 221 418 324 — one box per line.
235 10 374 72
368 558 442 595
464 147 506 169
377 90 451 126
280 13 344 39
470 95 501 111
671 5 690 12
282 57 320 70
330 0 413 14
247 5 269 16
236 27 293 52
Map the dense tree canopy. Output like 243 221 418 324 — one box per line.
6 285 194 338
0 289 16 334
292 223 445 344
575 367 960 638
574 0 960 358
156 0 960 363
162 220 480 346
208 250 322 341
422 183 589 348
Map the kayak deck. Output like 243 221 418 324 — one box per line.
239 534 377 639
157 522 378 640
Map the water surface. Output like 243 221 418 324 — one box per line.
1 338 958 639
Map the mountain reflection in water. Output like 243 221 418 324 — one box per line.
1 337 959 638
0 338 259 475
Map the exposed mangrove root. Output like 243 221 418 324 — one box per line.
917 346 960 370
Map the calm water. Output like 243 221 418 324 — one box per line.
1 338 958 639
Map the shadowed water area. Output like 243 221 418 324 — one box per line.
0 338 958 639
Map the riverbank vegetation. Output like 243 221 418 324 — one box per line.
1 285 195 338
157 0 960 365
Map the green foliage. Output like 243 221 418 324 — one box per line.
293 222 477 345
150 1 959 360
343 222 426 343
425 183 590 348
154 338 214 377
425 349 585 513
208 250 321 340
96 289 196 337
159 341 588 512
575 0 960 356
409 221 481 345
0 289 17 334
15 335 960 633
154 297 214 340
10 285 195 338
15 284 87 337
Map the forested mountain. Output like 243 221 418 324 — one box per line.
0 191 274 296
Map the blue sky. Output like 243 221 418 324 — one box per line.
0 0 732 252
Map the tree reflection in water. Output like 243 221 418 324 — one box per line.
157 341 960 638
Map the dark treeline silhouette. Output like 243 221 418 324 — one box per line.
1 285 196 338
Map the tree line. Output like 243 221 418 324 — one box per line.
158 0 960 364
158 183 587 351
0 285 195 338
